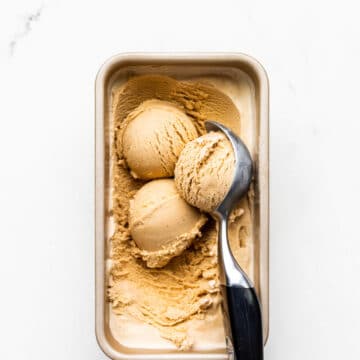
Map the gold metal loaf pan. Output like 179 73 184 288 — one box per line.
95 53 269 360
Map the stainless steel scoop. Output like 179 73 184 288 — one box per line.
205 121 263 360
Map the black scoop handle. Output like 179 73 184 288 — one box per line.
220 285 264 360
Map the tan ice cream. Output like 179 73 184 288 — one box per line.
175 131 235 213
129 179 207 268
120 100 198 179
109 75 253 350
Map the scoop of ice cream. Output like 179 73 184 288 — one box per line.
174 132 235 213
120 100 198 180
129 179 207 268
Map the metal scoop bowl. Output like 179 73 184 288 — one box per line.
205 121 263 360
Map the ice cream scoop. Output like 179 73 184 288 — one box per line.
204 121 263 360
120 100 198 180
129 179 207 268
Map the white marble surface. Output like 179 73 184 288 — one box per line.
1 0 360 359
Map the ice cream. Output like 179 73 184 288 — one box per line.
113 75 241 137
129 179 207 268
109 75 252 350
119 99 198 179
175 131 235 213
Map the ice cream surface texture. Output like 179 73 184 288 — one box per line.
109 75 253 350
121 100 198 179
175 131 235 213
129 179 207 268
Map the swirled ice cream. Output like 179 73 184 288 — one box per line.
120 100 198 180
129 179 207 268
109 75 253 350
175 132 235 213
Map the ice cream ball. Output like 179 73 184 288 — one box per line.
174 132 235 213
120 99 198 180
129 179 207 268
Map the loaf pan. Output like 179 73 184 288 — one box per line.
95 53 269 360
